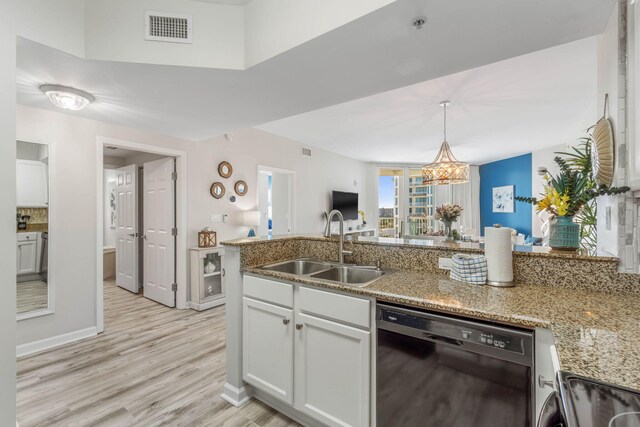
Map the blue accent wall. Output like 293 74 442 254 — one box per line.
479 153 532 236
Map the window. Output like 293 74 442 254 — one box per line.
378 167 437 237
378 168 404 237
408 168 436 235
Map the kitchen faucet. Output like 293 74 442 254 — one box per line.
323 210 353 264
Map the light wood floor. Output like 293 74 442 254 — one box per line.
17 280 48 314
17 280 300 426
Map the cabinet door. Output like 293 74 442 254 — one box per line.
295 312 370 427
17 240 37 275
243 297 294 404
16 160 48 208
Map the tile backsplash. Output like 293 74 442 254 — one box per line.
17 208 48 224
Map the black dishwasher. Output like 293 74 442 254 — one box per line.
377 304 535 427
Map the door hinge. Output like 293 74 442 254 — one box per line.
171 283 177 292
172 228 178 236
171 172 177 181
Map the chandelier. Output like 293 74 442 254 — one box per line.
422 101 469 185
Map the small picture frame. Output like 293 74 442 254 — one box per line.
493 185 515 213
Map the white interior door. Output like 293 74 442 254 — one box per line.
272 173 292 235
143 158 176 307
115 165 138 293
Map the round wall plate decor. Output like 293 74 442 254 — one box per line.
592 117 614 187
234 180 248 196
210 182 225 199
218 161 233 178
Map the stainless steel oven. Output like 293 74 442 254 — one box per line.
377 303 535 427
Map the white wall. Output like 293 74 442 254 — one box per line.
244 0 395 67
84 0 245 69
17 0 85 57
0 0 17 422
596 3 622 258
531 144 567 237
16 105 370 346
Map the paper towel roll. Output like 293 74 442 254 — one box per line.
484 226 514 287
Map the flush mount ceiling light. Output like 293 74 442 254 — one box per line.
422 101 470 185
39 84 95 111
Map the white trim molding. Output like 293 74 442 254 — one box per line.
16 326 98 358
221 383 252 407
96 136 189 334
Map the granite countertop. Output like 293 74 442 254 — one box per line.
244 266 640 391
223 234 618 261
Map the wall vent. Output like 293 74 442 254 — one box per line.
145 11 192 44
302 148 312 157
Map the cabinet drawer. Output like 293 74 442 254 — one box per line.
298 286 370 329
17 232 38 242
244 275 294 308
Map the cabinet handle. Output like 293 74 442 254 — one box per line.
295 324 303 330
282 318 290 325
222 268 225 277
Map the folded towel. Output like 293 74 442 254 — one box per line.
450 253 487 285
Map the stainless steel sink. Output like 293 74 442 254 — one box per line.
260 259 331 275
257 258 393 288
310 266 385 286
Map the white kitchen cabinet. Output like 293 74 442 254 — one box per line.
17 239 38 275
243 297 294 404
242 274 371 427
295 312 370 427
16 160 48 208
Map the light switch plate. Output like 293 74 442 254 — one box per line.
438 257 452 270
210 214 222 223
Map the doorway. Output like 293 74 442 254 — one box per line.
96 137 188 333
257 166 295 237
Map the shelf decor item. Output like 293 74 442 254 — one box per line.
198 228 217 248
204 259 217 274
218 161 233 178
435 204 463 241
516 136 629 252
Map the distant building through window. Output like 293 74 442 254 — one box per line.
378 168 436 237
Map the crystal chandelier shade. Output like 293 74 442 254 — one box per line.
422 101 469 185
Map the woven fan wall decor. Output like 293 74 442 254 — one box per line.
592 94 615 187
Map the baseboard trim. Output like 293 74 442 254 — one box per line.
221 383 252 407
188 298 225 311
16 326 98 358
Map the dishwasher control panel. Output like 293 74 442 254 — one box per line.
380 307 527 355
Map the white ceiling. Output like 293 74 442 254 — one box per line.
193 0 252 5
17 0 614 163
259 37 598 165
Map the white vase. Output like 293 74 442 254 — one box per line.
204 260 216 274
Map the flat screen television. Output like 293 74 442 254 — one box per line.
331 191 358 220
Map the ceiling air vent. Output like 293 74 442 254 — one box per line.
302 148 312 157
145 11 192 44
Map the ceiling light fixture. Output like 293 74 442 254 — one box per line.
412 16 427 30
422 101 469 185
39 84 95 111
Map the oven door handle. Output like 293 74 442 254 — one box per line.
422 333 463 347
